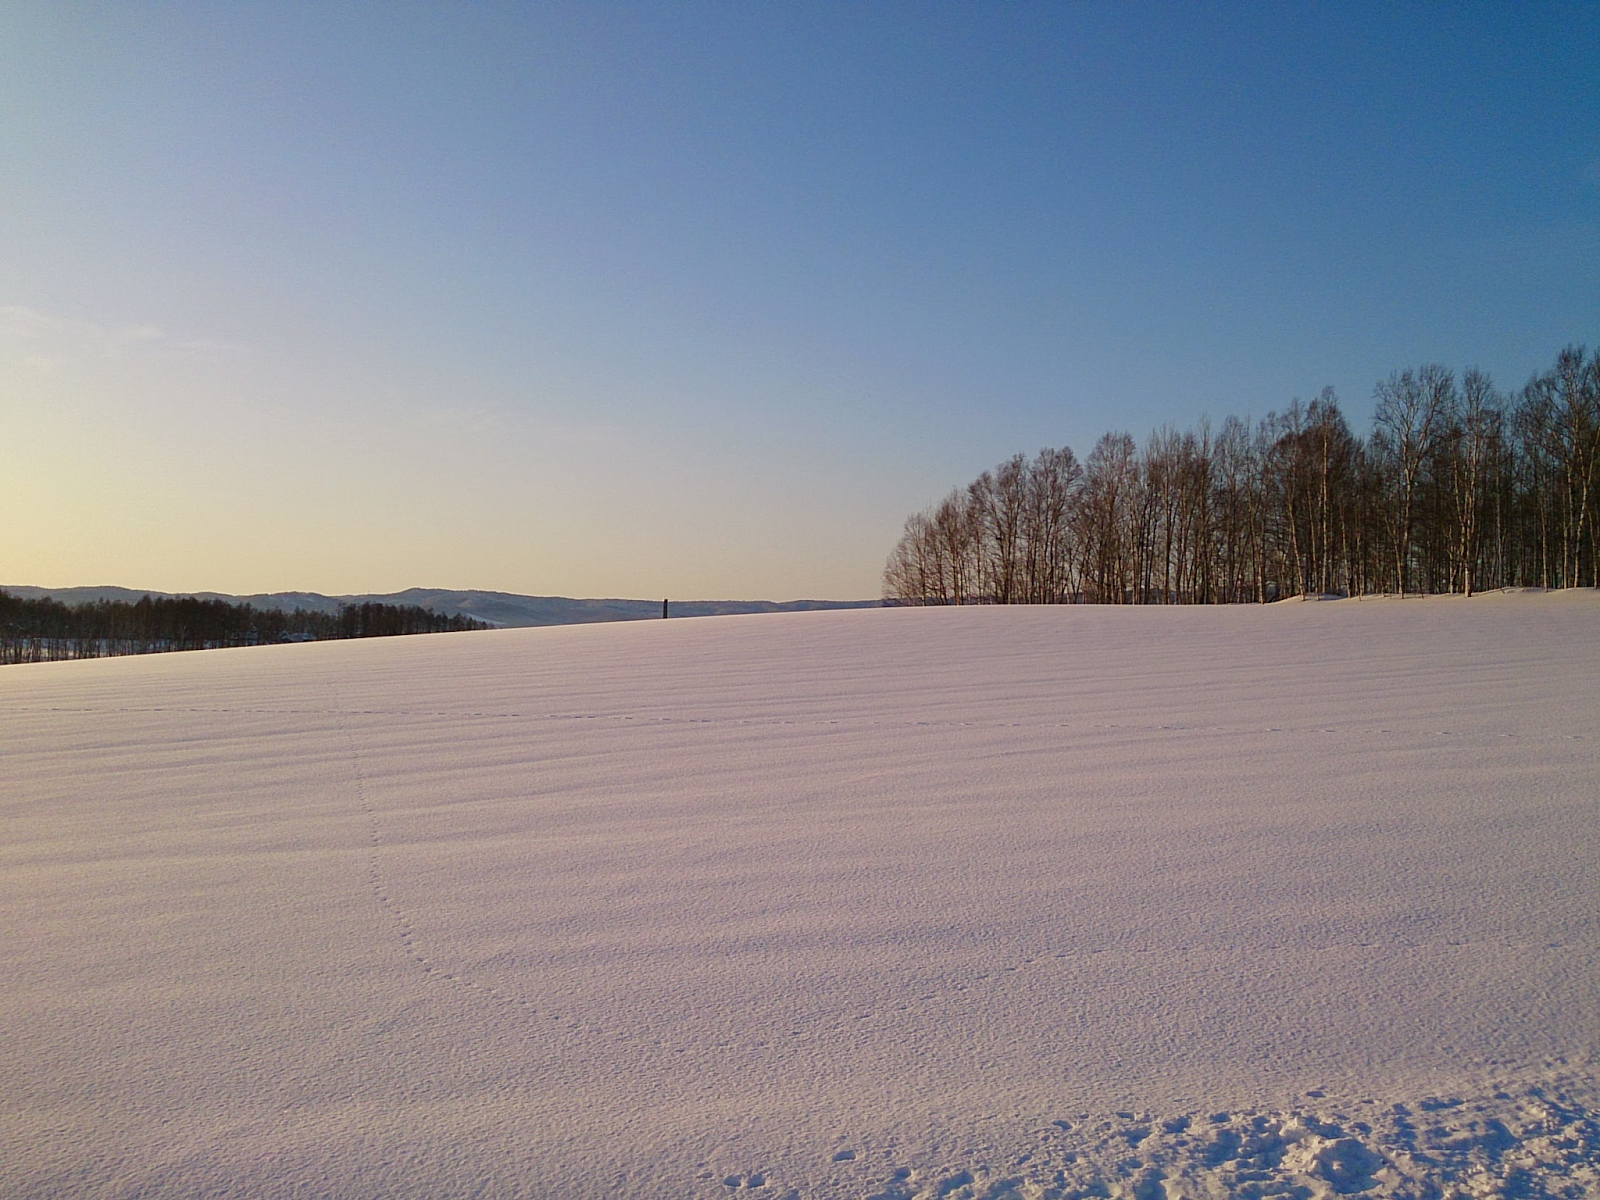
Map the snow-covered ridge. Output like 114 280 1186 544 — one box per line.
2 593 1595 1198
0 583 878 627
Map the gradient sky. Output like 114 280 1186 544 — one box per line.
3 3 1597 600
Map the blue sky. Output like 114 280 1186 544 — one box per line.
3 3 1596 599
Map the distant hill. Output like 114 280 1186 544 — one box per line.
0 585 879 628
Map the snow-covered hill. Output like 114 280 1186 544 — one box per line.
2 593 1596 1198
0 583 878 627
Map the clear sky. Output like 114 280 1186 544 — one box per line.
3 3 1596 600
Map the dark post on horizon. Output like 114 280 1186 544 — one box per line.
663 598 669 619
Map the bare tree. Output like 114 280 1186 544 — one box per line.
969 455 1030 604
1373 365 1453 593
1211 416 1260 602
882 490 982 604
1076 433 1142 603
1022 446 1084 602
1521 346 1600 587
1437 368 1505 595
882 342 1595 605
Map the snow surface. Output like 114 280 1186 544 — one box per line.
3 592 1596 1198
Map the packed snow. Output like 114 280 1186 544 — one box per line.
2 592 1596 1198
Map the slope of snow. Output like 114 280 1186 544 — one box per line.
2 593 1596 1198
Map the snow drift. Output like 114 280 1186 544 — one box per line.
2 592 1596 1198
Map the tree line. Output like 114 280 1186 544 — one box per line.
884 344 1600 604
0 592 489 665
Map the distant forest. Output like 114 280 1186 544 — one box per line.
0 592 488 665
885 344 1600 604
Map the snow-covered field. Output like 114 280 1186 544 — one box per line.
3 592 1596 1199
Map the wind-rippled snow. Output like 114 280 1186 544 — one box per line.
3 592 1596 1198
